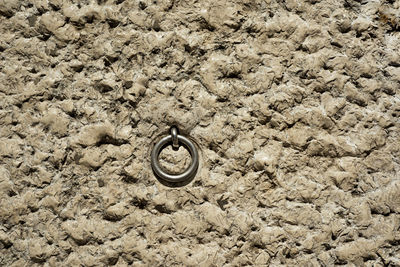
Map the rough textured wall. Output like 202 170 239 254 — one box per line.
0 0 400 266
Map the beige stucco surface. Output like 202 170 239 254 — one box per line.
0 0 400 266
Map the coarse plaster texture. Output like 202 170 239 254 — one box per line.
0 0 400 266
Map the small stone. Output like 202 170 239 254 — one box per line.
50 147 66 167
34 167 53 186
252 140 282 174
39 196 59 211
364 151 394 172
68 59 84 72
337 19 351 33
344 83 368 106
254 251 271 265
0 229 12 249
0 0 20 17
368 180 400 214
62 219 91 245
41 108 70 137
0 138 23 158
387 66 400 83
0 166 12 195
122 163 142 183
285 125 313 148
104 202 128 221
54 24 80 42
351 16 373 33
29 238 53 263
123 83 146 103
38 11 65 34
79 147 107 168
335 239 377 263
172 211 208 236
198 202 229 233
321 93 346 117
74 122 114 147
327 170 357 191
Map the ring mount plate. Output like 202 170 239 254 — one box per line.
151 131 199 183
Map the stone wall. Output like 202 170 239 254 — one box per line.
0 0 399 266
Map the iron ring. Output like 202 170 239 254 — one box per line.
151 133 199 183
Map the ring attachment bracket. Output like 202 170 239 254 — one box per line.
171 126 179 150
151 127 199 183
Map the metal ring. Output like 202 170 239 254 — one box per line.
151 133 199 183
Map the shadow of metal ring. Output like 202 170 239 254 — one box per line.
151 134 199 184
